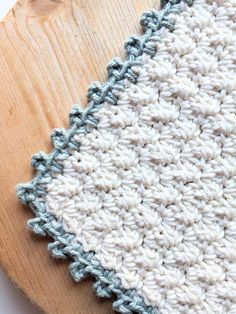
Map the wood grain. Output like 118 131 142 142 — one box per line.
0 0 160 313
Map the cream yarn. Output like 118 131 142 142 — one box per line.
43 1 236 312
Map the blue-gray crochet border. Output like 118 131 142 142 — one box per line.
16 1 192 313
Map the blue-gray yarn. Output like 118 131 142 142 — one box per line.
16 1 193 313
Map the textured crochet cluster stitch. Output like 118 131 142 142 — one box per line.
17 0 236 313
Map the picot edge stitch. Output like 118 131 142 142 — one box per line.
16 1 193 313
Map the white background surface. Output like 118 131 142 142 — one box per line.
0 270 42 314
0 1 42 313
0 0 17 20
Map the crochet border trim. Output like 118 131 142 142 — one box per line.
16 1 192 313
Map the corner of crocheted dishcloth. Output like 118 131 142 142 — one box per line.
16 1 193 313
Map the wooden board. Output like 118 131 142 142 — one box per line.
0 0 160 313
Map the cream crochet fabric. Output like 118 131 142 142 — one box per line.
18 0 236 313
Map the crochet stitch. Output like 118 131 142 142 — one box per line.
17 0 236 313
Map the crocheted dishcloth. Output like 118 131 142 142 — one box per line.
17 0 236 313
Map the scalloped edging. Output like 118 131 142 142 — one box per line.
16 1 193 313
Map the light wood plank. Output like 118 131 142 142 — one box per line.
0 1 160 313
